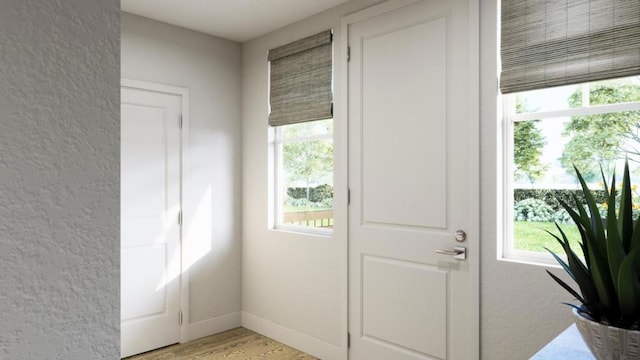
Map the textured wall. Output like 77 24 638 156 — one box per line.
121 13 243 329
0 0 120 358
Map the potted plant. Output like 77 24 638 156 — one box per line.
546 162 640 360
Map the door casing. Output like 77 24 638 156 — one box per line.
120 78 190 349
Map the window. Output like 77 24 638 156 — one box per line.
274 119 333 231
503 76 640 264
267 30 334 234
499 0 640 264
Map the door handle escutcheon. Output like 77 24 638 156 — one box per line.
435 246 466 260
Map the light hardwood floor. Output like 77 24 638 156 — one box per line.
124 327 318 360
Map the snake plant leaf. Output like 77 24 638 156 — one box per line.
562 302 586 313
572 166 618 313
617 248 640 320
560 195 593 267
606 174 626 295
561 195 591 238
546 246 598 306
632 216 640 255
574 165 606 256
551 223 588 276
546 226 598 305
629 218 640 276
565 199 592 268
601 166 610 198
586 230 618 313
562 196 593 246
545 244 575 281
547 270 586 305
619 161 634 252
560 197 592 245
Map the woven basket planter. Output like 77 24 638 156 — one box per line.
573 309 640 360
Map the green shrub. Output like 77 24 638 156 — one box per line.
286 198 310 208
309 184 333 202
552 208 573 224
284 193 333 210
514 188 607 212
287 184 333 202
287 187 307 199
318 197 333 209
514 198 555 222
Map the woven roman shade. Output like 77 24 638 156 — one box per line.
501 0 640 94
268 30 333 127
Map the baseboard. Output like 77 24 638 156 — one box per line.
241 311 345 360
185 311 242 342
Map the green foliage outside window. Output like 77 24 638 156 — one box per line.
513 99 547 184
511 77 640 254
560 84 640 181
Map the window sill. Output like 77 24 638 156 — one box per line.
499 249 563 268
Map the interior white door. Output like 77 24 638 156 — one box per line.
347 0 478 359
121 86 182 358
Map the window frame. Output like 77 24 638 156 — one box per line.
272 120 334 236
502 81 640 265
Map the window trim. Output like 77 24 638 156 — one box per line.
502 83 640 265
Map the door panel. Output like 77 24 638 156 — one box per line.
361 17 447 229
121 246 168 320
348 0 478 359
121 87 182 358
362 256 447 358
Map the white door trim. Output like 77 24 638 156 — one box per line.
340 0 480 357
466 1 481 357
120 78 191 344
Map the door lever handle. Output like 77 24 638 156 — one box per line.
435 246 466 260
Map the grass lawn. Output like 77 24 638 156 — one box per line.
514 221 583 254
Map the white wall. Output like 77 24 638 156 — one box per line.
243 1 577 359
0 0 579 357
479 1 574 359
241 1 382 359
0 0 120 357
121 13 243 338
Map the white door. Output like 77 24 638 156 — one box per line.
121 86 182 358
347 0 478 359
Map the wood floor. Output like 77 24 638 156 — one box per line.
124 327 318 360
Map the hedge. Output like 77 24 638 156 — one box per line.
514 188 607 212
287 184 333 202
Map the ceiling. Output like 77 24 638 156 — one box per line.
121 0 353 42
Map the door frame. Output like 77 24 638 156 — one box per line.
339 0 480 357
120 78 190 344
